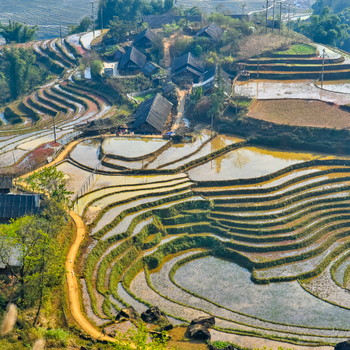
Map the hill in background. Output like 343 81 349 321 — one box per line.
0 0 90 40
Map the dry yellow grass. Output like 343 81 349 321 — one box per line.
248 99 350 129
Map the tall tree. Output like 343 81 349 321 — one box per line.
68 16 93 35
1 47 35 99
0 21 38 44
22 167 73 205
0 205 66 309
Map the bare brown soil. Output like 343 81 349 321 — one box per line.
248 99 350 129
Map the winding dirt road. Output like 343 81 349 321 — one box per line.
66 211 115 342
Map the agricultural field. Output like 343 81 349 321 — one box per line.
247 99 350 129
0 0 90 40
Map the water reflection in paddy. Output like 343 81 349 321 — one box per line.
163 134 244 170
102 137 168 158
188 146 332 181
70 139 101 168
147 131 210 169
175 256 350 328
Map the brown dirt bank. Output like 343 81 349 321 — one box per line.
248 99 350 129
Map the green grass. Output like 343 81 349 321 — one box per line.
134 92 156 102
274 44 316 56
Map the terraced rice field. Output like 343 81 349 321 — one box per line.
0 31 113 175
0 0 90 40
66 134 350 347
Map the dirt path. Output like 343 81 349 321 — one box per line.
67 211 115 342
19 139 81 179
171 90 187 132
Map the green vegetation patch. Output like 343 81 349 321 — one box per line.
274 44 316 56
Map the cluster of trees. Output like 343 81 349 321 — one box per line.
187 68 226 121
293 7 349 46
68 16 93 35
0 46 49 101
0 167 72 325
0 21 38 44
292 1 350 51
172 14 252 68
97 0 174 26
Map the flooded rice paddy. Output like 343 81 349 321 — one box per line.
188 146 330 181
102 137 168 158
175 256 350 328
235 80 350 105
70 139 102 168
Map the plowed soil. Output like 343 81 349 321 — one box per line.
248 99 350 129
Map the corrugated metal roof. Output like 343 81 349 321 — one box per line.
141 61 160 76
195 22 223 42
133 28 159 45
171 52 204 75
119 47 147 69
133 93 172 132
0 194 40 219
193 65 232 94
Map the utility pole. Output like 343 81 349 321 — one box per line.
53 116 57 143
101 5 103 32
90 2 96 38
279 1 282 33
288 2 291 35
265 0 269 35
211 114 213 138
321 49 325 88
272 0 275 33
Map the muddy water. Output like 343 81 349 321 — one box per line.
102 137 168 159
175 256 350 329
235 80 350 105
163 134 244 170
188 146 331 181
70 139 102 168
147 131 210 169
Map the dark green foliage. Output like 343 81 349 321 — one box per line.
68 16 93 34
0 21 38 44
4 106 22 124
1 46 48 100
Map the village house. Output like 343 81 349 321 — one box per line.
119 46 147 75
194 22 224 42
193 65 232 95
133 28 160 49
133 93 172 134
171 52 204 83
